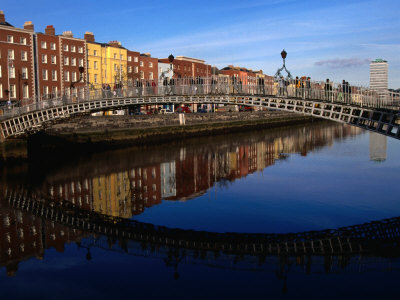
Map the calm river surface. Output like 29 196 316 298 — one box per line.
1 121 399 299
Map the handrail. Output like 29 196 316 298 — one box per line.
1 77 399 120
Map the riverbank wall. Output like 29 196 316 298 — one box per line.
1 111 316 163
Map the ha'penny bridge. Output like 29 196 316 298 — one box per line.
0 78 400 142
6 190 400 263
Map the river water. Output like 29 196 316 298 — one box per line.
1 121 399 299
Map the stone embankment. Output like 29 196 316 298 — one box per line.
45 111 314 145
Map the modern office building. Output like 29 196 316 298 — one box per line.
370 59 388 91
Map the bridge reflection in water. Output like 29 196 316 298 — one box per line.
1 122 399 286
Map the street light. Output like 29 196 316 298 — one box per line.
7 58 14 104
274 49 292 80
70 67 85 101
168 54 174 76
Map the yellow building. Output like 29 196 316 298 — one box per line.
92 171 131 218
102 41 127 86
84 33 127 86
86 38 103 87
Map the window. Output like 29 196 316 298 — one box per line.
134 57 138 62
149 72 153 80
140 61 143 67
120 54 123 60
78 47 83 53
21 67 28 79
93 50 97 56
42 54 47 63
41 41 47 49
114 64 117 71
64 57 69 65
128 66 132 73
94 61 98 69
64 71 70 81
94 74 98 83
9 66 15 78
21 51 27 61
7 35 14 43
23 84 29 98
140 71 144 80
20 37 27 45
79 58 84 67
128 56 132 62
71 57 76 66
63 44 68 51
52 86 57 97
134 66 138 73
71 45 76 52
43 86 49 97
42 69 48 80
113 53 117 59
72 71 77 82
149 62 153 68
51 55 56 64
10 85 16 98
8 49 14 59
0 65 2 78
50 42 56 50
52 70 57 81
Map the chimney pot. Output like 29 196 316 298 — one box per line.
24 21 34 31
0 10 5 23
45 25 55 36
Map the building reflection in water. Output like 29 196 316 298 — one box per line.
0 122 365 276
369 132 387 162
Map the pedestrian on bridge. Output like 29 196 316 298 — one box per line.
324 79 332 101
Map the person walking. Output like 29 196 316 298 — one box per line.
324 79 332 101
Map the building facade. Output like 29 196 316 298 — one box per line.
159 56 211 79
0 11 87 104
0 11 36 104
370 59 388 91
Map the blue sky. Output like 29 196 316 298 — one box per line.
2 0 400 88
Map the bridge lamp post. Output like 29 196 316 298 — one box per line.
168 54 174 77
7 58 14 105
274 49 292 80
70 67 85 101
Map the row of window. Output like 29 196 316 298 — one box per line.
6 49 28 61
41 41 83 53
6 35 27 45
41 69 78 82
128 56 139 62
0 65 29 79
0 83 29 99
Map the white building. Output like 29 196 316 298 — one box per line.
158 61 173 86
370 59 388 91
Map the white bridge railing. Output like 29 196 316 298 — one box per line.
0 78 399 120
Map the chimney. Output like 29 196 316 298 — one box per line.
108 40 121 47
84 31 95 42
0 10 5 23
24 21 34 31
62 31 73 38
45 25 55 36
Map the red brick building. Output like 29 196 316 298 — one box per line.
0 11 36 105
138 53 158 81
127 49 140 84
59 31 87 99
36 26 87 99
159 56 211 79
220 65 258 86
0 11 87 104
